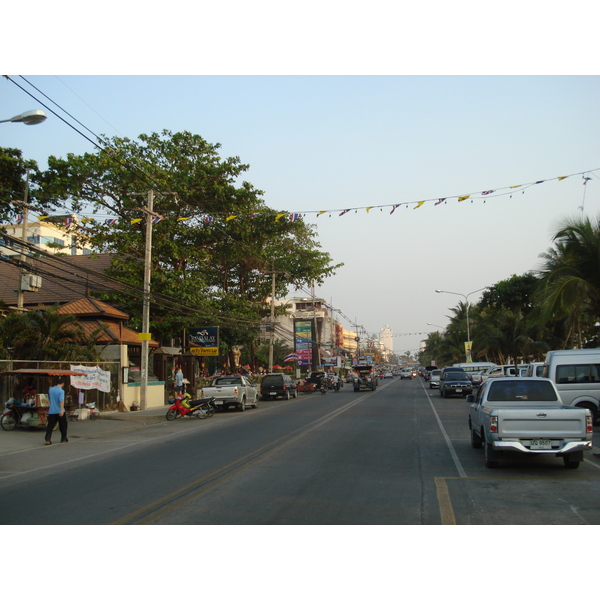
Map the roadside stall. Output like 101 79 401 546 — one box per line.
0 369 88 431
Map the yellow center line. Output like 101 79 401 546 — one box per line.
435 477 456 525
113 393 374 525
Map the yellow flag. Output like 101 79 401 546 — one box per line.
317 211 327 217
413 201 425 210
366 206 374 213
558 176 568 181
510 185 522 189
275 213 286 222
37 215 49 221
177 216 191 221
130 218 143 224
81 218 94 223
458 195 470 202
226 215 237 222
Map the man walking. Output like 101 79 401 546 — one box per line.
45 378 68 445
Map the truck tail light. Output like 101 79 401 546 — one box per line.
490 415 498 433
283 385 287 390
233 386 238 397
586 415 593 433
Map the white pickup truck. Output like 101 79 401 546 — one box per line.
467 377 593 469
200 375 259 412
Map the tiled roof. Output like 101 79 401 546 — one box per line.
78 320 159 347
57 297 129 320
0 253 125 307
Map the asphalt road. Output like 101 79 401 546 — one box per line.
2 376 600 525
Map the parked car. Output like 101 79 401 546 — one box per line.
440 366 466 381
542 349 600 423
260 373 298 400
480 364 518 382
467 377 593 469
200 374 259 411
440 371 473 397
525 362 545 378
429 369 442 388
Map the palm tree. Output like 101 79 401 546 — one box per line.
1 305 93 361
537 215 600 347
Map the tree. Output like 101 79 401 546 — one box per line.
39 130 341 358
0 147 46 225
537 214 600 347
0 305 105 361
479 273 539 316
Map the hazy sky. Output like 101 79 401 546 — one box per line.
2 6 599 356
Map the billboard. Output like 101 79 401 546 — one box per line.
294 320 313 367
188 327 219 356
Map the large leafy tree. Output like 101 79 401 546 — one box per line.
0 147 47 225
479 273 538 316
39 130 341 355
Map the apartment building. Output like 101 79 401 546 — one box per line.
0 215 93 257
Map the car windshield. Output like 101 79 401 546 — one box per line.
446 373 469 381
432 371 441 376
487 380 558 402
261 375 282 385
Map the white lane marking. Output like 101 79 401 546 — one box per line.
419 379 467 478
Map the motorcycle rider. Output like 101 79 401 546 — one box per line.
331 372 341 391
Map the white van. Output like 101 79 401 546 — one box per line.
453 362 496 385
542 349 600 422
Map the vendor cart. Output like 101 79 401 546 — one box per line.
0 369 87 431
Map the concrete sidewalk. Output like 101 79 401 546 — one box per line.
98 405 168 421
0 405 170 454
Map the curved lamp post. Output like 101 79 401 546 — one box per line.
435 287 486 343
0 109 47 125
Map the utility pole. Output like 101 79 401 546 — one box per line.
128 189 171 410
268 265 276 372
140 189 154 411
267 262 289 372
16 170 30 311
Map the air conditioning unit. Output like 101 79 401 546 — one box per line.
20 273 42 292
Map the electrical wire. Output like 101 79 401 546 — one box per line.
4 76 363 335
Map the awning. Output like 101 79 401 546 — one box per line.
1 369 88 377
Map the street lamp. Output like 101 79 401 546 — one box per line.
435 287 486 343
0 109 47 125
427 322 445 330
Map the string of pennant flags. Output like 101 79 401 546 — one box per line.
17 168 598 228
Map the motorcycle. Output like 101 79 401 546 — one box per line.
332 380 341 392
166 393 216 421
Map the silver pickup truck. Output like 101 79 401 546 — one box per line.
467 377 593 469
200 375 259 411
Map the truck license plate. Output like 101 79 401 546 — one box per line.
214 400 223 405
269 392 277 395
530 440 551 450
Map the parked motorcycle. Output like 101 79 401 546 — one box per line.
166 393 216 421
